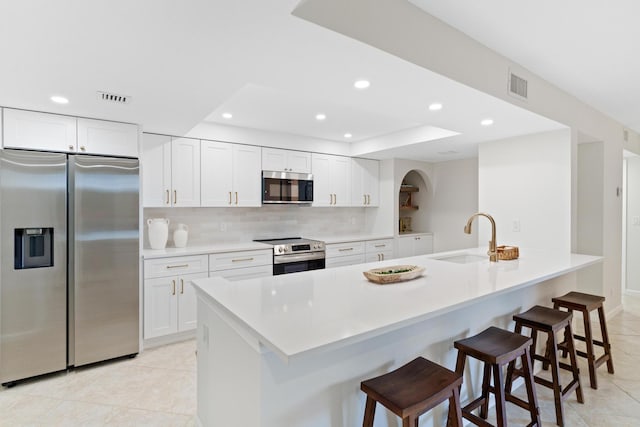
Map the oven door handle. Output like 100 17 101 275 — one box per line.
273 251 326 264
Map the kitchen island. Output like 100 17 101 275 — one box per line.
192 248 601 427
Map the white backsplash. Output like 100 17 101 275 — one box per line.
143 206 369 248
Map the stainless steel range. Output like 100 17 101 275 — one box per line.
255 237 325 275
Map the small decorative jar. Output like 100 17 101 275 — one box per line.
147 218 169 249
173 223 189 248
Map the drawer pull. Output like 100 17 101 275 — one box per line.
339 248 354 252
232 257 254 263
374 244 386 248
166 264 189 269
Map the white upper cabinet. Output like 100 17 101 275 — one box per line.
201 141 261 207
351 158 379 207
142 134 172 207
312 153 351 206
262 147 311 173
77 118 138 158
3 109 77 152
142 134 200 207
171 138 201 207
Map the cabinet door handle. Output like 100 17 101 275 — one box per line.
416 237 421 240
228 191 232 204
68 145 74 150
363 195 367 205
367 195 370 205
165 189 170 205
166 264 189 269
80 146 86 152
171 280 176 295
339 248 353 252
180 279 184 294
381 253 384 261
374 244 386 248
232 257 254 263
173 190 177 204
235 192 238 205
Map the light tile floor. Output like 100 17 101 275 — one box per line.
1 295 639 426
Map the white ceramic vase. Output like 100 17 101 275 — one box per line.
173 223 189 248
147 218 169 249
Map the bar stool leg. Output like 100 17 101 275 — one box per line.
581 309 598 389
521 346 542 426
565 323 584 404
547 330 564 426
480 363 492 419
362 396 376 427
598 306 615 374
448 386 463 427
492 363 508 427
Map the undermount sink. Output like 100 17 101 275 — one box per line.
435 253 487 264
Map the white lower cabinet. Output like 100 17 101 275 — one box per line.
396 234 434 258
365 239 394 262
209 249 273 280
326 241 365 268
143 255 208 339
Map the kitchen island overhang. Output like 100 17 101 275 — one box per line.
193 248 602 427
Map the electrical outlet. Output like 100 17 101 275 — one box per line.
512 219 521 232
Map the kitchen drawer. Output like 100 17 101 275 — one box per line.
326 241 365 258
144 255 209 279
326 253 365 268
365 239 394 253
209 265 273 281
209 249 272 272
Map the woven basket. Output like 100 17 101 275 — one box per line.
497 245 519 260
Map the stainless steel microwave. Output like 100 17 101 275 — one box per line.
262 170 313 204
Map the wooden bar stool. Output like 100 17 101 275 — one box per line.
360 356 463 427
552 291 614 389
505 305 583 426
454 327 541 427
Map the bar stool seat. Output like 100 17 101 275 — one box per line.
454 326 541 427
360 356 463 427
552 291 614 389
506 305 583 426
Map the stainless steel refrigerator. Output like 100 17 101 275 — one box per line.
0 149 139 385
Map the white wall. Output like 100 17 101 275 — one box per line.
431 158 478 252
143 206 369 249
625 156 640 292
478 129 572 252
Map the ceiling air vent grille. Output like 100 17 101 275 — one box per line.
97 91 131 105
508 71 528 100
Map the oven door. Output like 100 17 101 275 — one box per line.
273 252 325 275
262 171 313 204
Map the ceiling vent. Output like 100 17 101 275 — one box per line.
508 70 528 100
97 91 131 105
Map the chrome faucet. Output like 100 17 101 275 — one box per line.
464 213 498 262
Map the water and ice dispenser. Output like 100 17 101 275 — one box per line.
14 228 54 269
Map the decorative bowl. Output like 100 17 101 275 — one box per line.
363 265 425 285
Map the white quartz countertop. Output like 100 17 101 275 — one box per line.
193 247 601 363
142 241 272 259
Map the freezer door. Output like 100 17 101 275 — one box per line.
69 155 140 366
0 150 67 384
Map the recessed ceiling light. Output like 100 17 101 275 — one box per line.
50 95 69 104
222 112 233 119
315 113 326 121
428 103 443 111
354 80 371 89
481 118 494 126
344 133 353 138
